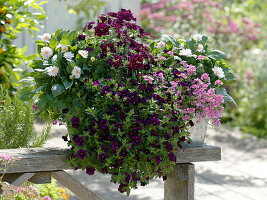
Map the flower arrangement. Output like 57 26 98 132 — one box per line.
24 9 234 194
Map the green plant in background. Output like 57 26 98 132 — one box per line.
0 87 51 149
63 0 106 25
0 0 46 90
35 179 70 200
228 49 267 138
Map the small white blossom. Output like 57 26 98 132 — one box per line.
41 47 53 59
38 33 51 42
91 57 96 62
179 49 192 57
52 55 58 61
157 42 166 48
43 60 49 65
45 66 59 77
64 52 74 60
197 44 204 52
192 34 203 41
56 44 68 52
78 50 88 58
71 66 81 79
212 66 225 78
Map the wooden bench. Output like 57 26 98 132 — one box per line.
0 145 221 200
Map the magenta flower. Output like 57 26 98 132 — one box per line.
77 149 87 159
86 166 96 175
94 23 110 36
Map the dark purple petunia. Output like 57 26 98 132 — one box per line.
71 117 80 128
140 182 147 186
155 155 162 164
83 21 95 31
111 104 121 112
128 54 144 70
162 176 167 181
98 153 108 162
62 135 68 141
165 142 174 151
69 152 76 158
77 149 87 159
117 9 136 21
94 23 110 37
73 136 86 146
118 184 127 193
85 47 94 52
173 70 182 78
119 149 128 157
115 121 123 129
93 80 101 86
78 34 86 40
188 120 194 126
168 152 177 162
101 167 108 174
62 108 69 113
86 166 96 175
148 117 160 126
151 131 159 136
131 136 142 146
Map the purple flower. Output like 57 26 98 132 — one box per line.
173 70 182 78
83 21 95 31
117 9 136 21
98 153 108 162
101 167 108 174
148 117 160 126
119 149 128 157
86 166 96 175
115 121 123 129
131 136 142 146
85 47 94 52
73 135 86 146
189 120 194 126
93 80 101 86
155 155 162 164
62 135 68 141
94 23 110 37
32 104 39 110
151 131 159 136
141 182 147 186
62 108 69 113
71 117 80 128
78 34 86 40
111 104 121 112
168 152 176 162
165 142 173 151
118 184 127 193
77 149 87 159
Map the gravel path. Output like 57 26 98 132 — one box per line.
39 123 267 200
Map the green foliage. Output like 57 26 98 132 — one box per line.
226 49 267 138
63 0 106 25
0 0 46 90
35 179 70 200
0 88 51 149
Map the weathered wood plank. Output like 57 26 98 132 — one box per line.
0 148 72 173
164 164 195 200
29 172 52 184
2 173 36 186
176 145 221 163
0 146 220 173
52 171 102 200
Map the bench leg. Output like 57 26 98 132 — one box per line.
164 163 195 200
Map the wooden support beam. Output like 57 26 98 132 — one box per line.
52 171 102 200
2 173 36 186
164 164 195 200
29 172 52 184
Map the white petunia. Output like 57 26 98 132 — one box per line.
179 49 192 57
41 47 53 59
45 66 59 77
192 34 203 41
63 52 74 60
38 33 51 42
52 55 57 61
196 44 204 52
71 66 81 79
212 67 225 78
91 57 96 62
56 44 68 52
78 50 88 58
157 42 166 48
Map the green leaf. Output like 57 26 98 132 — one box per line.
161 35 180 46
20 91 34 101
61 77 73 89
49 37 59 49
72 98 82 107
223 68 235 80
51 84 65 97
216 87 236 105
201 34 209 43
208 50 227 60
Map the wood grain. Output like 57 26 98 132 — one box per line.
164 164 195 200
0 145 221 173
52 171 102 200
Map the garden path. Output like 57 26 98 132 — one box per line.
38 123 267 200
